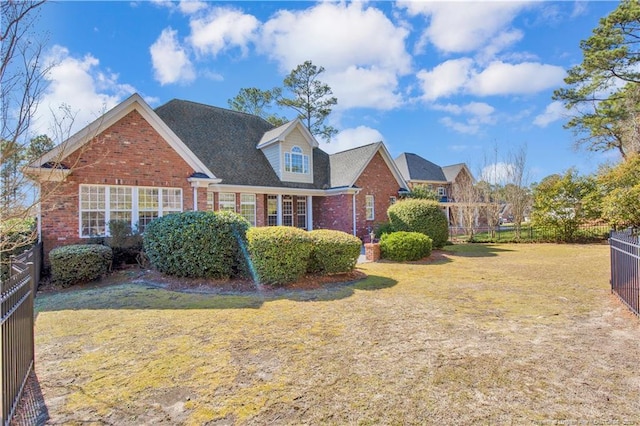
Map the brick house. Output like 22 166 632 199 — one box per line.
26 94 408 259
394 152 481 227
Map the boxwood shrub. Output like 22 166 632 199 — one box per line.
49 244 113 287
387 199 449 248
307 229 362 274
143 210 250 279
246 226 313 285
380 231 432 262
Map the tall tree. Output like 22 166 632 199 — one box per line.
553 1 640 159
277 60 338 141
503 146 531 239
1 0 48 258
227 87 287 127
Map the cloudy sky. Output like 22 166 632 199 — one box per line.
36 1 619 182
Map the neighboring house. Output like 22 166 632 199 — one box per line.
26 94 408 260
394 153 474 202
394 152 483 228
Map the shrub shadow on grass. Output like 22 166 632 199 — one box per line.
34 275 397 312
443 244 514 258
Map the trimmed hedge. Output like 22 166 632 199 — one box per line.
49 244 113 287
246 226 313 285
380 231 432 261
107 220 143 267
387 199 449 248
143 211 250 279
307 229 362 274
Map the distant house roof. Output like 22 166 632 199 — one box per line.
155 99 330 190
442 163 467 182
394 153 447 182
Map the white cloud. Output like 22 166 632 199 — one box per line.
417 58 474 101
481 162 516 185
434 102 497 135
150 27 195 85
400 1 529 54
469 61 566 96
34 45 136 138
259 2 411 111
440 117 480 135
327 66 402 110
178 0 207 15
533 101 566 127
321 126 384 154
188 7 259 57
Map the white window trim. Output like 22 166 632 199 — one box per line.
438 187 447 197
365 195 375 221
218 192 236 212
79 184 183 238
284 145 310 175
240 193 257 226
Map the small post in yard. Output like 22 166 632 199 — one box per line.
365 243 381 262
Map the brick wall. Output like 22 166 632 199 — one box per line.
314 151 402 240
40 109 198 260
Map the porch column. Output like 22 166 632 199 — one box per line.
307 196 313 231
192 187 198 211
277 194 283 226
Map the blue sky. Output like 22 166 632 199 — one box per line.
34 1 620 183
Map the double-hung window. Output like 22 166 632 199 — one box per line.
79 185 182 237
240 194 256 226
365 195 375 220
219 193 236 212
284 146 309 174
267 195 278 226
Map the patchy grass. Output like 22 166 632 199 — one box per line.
33 244 640 425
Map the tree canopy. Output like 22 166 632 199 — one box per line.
553 0 640 159
228 60 338 141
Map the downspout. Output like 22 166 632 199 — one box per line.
352 193 357 236
37 183 42 243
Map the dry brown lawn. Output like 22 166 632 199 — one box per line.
27 244 640 425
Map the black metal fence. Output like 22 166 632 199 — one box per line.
1 243 41 426
450 223 611 243
610 231 639 317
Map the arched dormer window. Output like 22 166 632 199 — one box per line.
284 146 309 174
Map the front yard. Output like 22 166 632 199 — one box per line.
28 244 640 424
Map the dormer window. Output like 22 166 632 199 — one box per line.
284 146 309 174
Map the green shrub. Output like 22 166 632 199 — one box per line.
0 217 37 281
143 211 250 279
106 220 143 267
374 221 395 239
246 226 313 285
49 244 113 287
387 199 449 248
307 229 362 274
380 231 432 261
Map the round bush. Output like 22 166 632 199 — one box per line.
307 229 362 274
246 226 313 285
143 211 250 279
380 231 432 262
49 244 113 287
387 199 449 248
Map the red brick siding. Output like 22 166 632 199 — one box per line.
40 109 198 260
313 151 401 240
313 194 353 234
353 151 401 239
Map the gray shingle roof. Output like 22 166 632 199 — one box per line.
394 153 447 182
329 142 382 188
155 99 329 189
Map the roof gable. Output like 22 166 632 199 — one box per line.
257 118 319 150
443 163 475 183
28 93 216 179
330 142 408 190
